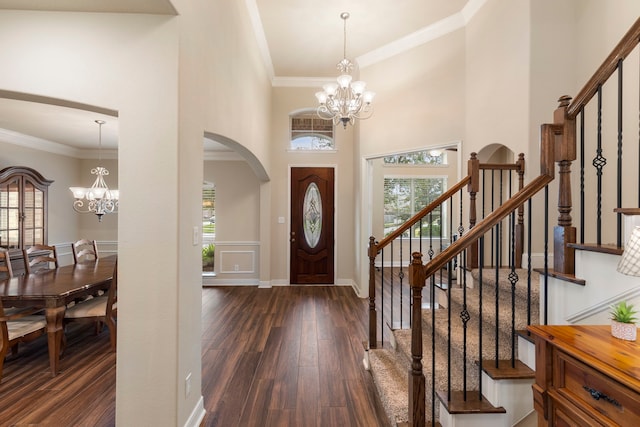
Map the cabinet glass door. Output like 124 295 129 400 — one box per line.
0 177 20 249
23 179 46 247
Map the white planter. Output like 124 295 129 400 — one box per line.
611 320 637 341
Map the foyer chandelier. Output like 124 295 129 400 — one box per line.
315 12 375 128
69 119 119 222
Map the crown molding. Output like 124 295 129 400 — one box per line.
272 76 336 88
0 127 118 159
267 0 488 87
245 0 275 81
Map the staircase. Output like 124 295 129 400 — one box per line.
364 16 640 427
366 268 539 426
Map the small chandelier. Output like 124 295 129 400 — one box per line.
69 119 119 222
315 12 375 129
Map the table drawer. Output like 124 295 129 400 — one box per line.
554 350 640 426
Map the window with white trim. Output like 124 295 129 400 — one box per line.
384 150 446 165
290 111 334 150
383 177 447 237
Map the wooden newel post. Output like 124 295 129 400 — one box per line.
467 152 480 268
408 251 426 427
368 236 378 348
553 95 576 274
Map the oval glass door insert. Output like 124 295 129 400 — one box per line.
303 182 322 248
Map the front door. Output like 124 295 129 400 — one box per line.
290 167 334 284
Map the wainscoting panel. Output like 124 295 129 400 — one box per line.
219 250 255 274
204 241 260 286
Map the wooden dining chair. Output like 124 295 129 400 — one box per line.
0 249 14 280
71 239 99 264
64 260 117 351
22 244 59 274
0 305 47 381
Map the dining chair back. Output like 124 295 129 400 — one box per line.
0 304 47 381
0 249 13 279
71 239 99 264
64 259 118 351
23 244 59 274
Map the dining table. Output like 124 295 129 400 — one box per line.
0 254 117 376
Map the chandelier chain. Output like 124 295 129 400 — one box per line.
343 13 347 60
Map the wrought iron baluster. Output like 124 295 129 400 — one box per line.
593 84 606 245
580 107 585 244
478 235 484 401
509 210 518 367
499 170 504 267
616 60 623 248
390 241 394 328
491 170 495 266
544 186 549 325
399 235 404 327
527 198 532 326
494 225 500 367
380 248 384 341
447 227 452 403
508 170 513 267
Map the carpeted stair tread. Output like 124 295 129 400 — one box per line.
470 268 540 303
447 284 539 335
368 348 409 425
420 306 516 362
393 321 483 393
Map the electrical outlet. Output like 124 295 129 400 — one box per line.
234 264 239 271
185 373 192 398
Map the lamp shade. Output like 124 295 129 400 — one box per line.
350 80 366 95
617 226 640 276
315 91 327 104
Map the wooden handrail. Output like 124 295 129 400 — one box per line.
567 17 640 118
374 175 472 251
422 174 553 278
479 163 522 171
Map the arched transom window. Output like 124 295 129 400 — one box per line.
290 111 334 150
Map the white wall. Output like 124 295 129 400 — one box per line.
0 10 190 425
465 0 530 162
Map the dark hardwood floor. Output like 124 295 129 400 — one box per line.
0 286 388 426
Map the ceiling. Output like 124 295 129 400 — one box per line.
0 0 472 156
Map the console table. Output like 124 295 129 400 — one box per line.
528 324 640 426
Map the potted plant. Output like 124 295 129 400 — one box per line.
610 301 638 341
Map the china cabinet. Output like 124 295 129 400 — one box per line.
0 166 53 250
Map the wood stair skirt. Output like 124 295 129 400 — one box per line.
367 269 537 426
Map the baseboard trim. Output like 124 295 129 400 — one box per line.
202 278 260 286
183 395 205 427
